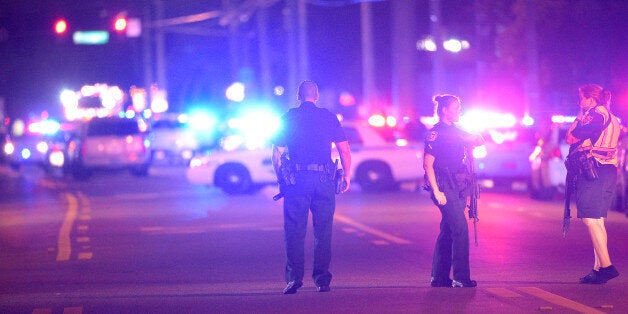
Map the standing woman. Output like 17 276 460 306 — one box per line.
566 84 621 284
423 94 484 288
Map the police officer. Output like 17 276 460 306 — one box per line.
423 94 483 288
271 80 351 294
566 84 620 284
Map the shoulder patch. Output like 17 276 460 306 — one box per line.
426 130 438 142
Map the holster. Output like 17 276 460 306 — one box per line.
279 155 296 186
565 150 598 181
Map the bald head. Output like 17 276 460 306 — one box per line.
297 80 319 102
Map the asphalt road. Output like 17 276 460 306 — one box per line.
1 164 626 313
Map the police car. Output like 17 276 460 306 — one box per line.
186 121 425 194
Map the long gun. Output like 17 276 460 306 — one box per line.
562 170 575 237
563 142 582 237
273 154 295 201
466 146 480 247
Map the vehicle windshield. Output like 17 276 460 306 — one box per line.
87 119 141 136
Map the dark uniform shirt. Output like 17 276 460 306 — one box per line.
273 101 346 164
424 122 468 173
571 107 606 142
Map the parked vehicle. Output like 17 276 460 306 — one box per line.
66 117 151 179
187 121 425 194
149 118 198 165
3 134 51 170
472 126 537 188
3 119 63 171
529 123 569 199
529 122 627 213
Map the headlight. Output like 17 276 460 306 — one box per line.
36 141 49 153
49 151 65 167
4 142 15 155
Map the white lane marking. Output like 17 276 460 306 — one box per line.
57 193 78 261
112 190 210 200
334 214 412 244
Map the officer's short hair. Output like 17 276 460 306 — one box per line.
297 80 319 101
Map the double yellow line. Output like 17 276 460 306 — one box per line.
57 192 92 262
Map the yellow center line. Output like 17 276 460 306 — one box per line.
335 214 412 244
517 287 605 314
57 193 78 261
486 287 523 298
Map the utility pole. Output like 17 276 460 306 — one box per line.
360 1 376 116
142 1 154 91
524 0 539 118
257 6 272 100
390 0 419 118
429 0 444 94
154 0 167 91
285 0 308 106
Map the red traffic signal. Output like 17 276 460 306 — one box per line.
113 17 127 32
54 19 68 34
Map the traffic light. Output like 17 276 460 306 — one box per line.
54 19 68 35
113 16 127 33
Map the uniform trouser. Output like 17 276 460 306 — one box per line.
283 171 336 286
431 182 471 282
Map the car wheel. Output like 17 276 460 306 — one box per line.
214 163 252 194
356 161 397 192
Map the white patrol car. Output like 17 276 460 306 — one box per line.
186 121 425 194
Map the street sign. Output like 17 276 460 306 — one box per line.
72 31 109 45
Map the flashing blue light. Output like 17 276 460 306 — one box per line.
188 110 217 132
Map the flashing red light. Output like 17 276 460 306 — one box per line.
339 92 356 106
114 17 127 32
54 19 68 34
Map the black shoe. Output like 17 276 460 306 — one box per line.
597 265 620 283
317 285 331 292
452 279 477 287
430 277 453 287
283 281 303 294
579 269 599 284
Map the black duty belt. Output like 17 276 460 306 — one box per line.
294 163 326 172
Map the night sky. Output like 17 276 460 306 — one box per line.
1 0 627 121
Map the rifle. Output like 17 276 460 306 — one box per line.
466 146 480 247
273 154 295 201
563 142 582 237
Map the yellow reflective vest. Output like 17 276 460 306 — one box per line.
580 106 621 166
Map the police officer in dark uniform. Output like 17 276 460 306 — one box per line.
271 80 351 294
423 94 483 288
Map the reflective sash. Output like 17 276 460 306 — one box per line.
580 106 620 166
